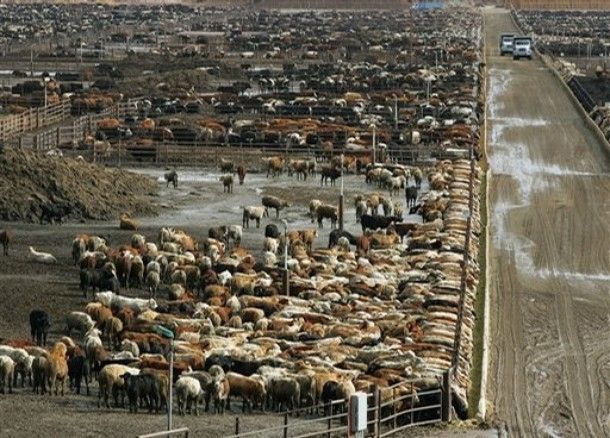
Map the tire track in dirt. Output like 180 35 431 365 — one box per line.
536 197 601 437
484 8 610 437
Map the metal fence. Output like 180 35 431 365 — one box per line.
567 77 597 113
71 142 463 168
220 379 445 438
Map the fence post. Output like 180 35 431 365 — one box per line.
376 388 381 436
373 386 380 438
283 412 288 438
282 268 290 296
235 417 239 436
326 415 332 438
338 193 344 231
441 371 451 422
410 383 414 425
392 387 397 430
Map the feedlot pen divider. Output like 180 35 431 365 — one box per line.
84 143 455 167
3 98 142 149
3 98 470 166
0 98 71 143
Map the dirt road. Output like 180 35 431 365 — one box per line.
484 9 610 437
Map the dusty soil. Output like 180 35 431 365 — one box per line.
485 9 610 436
0 166 424 437
0 150 156 222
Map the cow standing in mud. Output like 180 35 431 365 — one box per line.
164 170 178 188
237 165 246 185
405 186 418 208
0 229 12 256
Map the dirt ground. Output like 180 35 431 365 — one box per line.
485 9 610 437
0 166 428 437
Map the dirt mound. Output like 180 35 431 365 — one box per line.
0 150 157 223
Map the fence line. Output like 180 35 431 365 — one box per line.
0 98 71 142
137 427 190 438
567 76 597 113
5 98 143 150
222 379 444 438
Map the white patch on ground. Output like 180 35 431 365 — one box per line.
537 269 610 282
488 68 603 282
539 424 562 438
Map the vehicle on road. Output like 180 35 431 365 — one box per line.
499 33 514 56
513 36 533 60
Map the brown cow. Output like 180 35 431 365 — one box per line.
237 165 246 185
387 222 418 243
46 342 69 396
288 160 308 180
0 229 13 256
356 235 370 256
226 372 266 413
265 156 284 178
220 175 234 193
119 214 138 231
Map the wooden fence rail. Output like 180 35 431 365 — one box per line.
0 98 71 142
5 98 143 150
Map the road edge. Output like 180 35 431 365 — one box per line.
475 9 491 422
509 8 610 161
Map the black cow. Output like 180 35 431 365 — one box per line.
81 269 119 296
40 202 69 224
328 230 357 248
29 310 50 346
321 381 347 416
264 224 280 239
409 203 422 215
204 353 234 373
98 273 120 294
320 167 341 186
208 226 227 241
68 354 90 395
231 358 261 377
164 170 178 188
405 186 418 208
122 373 161 414
361 214 402 233
79 269 98 297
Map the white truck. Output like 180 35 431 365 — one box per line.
499 33 515 56
513 36 533 60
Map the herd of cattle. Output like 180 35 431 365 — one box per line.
0 154 481 419
1 6 482 170
84 7 482 163
0 2 486 428
513 9 610 142
514 9 610 57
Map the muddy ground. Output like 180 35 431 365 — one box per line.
485 9 610 437
0 166 429 437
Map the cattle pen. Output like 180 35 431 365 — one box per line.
0 4 489 437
